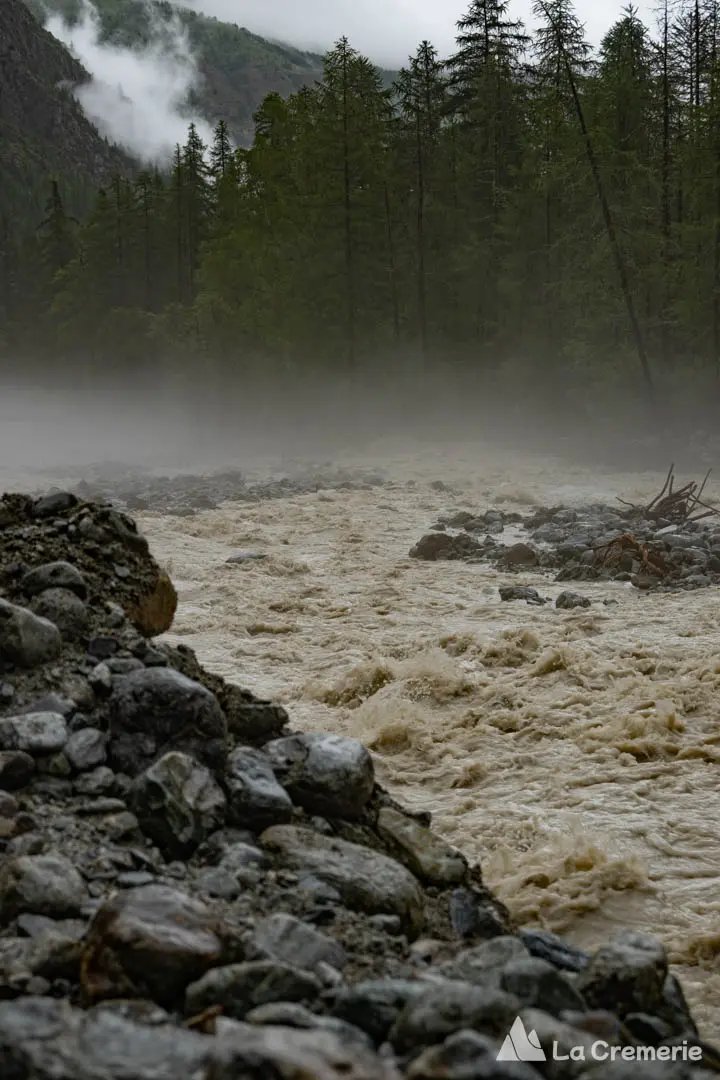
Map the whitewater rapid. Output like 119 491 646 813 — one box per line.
131 439 720 1036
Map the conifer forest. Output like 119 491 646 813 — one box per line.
4 0 720 413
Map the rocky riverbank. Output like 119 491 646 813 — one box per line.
410 500 720 594
0 489 718 1078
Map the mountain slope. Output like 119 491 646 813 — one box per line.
1 0 134 222
26 0 327 144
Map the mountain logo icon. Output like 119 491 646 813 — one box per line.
497 1017 547 1062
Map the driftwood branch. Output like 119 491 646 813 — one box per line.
617 465 718 525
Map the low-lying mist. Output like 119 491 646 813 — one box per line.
1 357 715 490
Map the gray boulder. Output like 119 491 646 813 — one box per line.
264 732 374 818
30 588 90 641
185 960 321 1020
0 713 68 755
130 751 227 859
108 668 227 775
0 853 88 924
225 747 293 829
65 728 107 772
21 561 88 600
0 599 62 667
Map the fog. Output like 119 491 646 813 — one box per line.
0 358 713 495
46 0 213 163
170 0 659 65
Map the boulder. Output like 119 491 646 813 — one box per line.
264 732 374 818
185 960 321 1020
0 712 68 755
0 853 88 924
225 747 293 829
21 561 88 600
82 884 232 1007
261 825 425 936
108 668 227 775
376 806 467 885
130 751 227 859
0 600 62 667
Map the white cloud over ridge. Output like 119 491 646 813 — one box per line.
46 1 214 164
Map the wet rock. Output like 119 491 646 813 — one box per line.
74 765 116 796
440 936 529 985
501 956 586 1016
0 712 68 755
0 600 62 667
185 960 321 1019
0 996 215 1080
555 591 592 610
225 746 293 829
0 853 88 923
130 751 227 859
264 732 374 818
82 884 231 1007
503 543 539 567
64 728 107 772
108 667 227 775
0 750 35 790
261 825 425 935
29 588 90 642
407 1029 544 1079
498 587 546 605
33 490 78 517
576 930 668 1016
520 930 590 973
390 982 519 1053
212 1021 400 1080
248 912 347 974
377 806 467 885
410 533 483 561
449 887 512 940
246 1000 372 1047
21 561 88 600
329 978 429 1045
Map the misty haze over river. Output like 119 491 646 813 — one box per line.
3 380 720 1036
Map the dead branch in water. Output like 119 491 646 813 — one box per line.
617 464 718 525
593 533 671 577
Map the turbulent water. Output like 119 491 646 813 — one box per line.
7 433 720 1035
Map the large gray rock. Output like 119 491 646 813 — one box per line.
0 599 62 667
440 937 530 985
21 561 88 600
83 885 231 1008
0 712 68 755
248 913 347 975
108 668 227 775
330 979 431 1045
0 997 215 1080
576 930 668 1016
212 1021 401 1080
501 956 586 1016
64 729 107 772
225 747 293 829
377 806 467 885
264 732 374 818
185 960 321 1019
30 588 90 642
130 751 226 859
390 982 520 1054
261 825 425 936
0 853 88 924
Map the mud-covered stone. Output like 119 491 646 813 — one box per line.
81 884 231 1007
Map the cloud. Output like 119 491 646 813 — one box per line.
45 0 214 164
169 0 660 65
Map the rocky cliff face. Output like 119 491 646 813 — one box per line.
0 0 133 221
